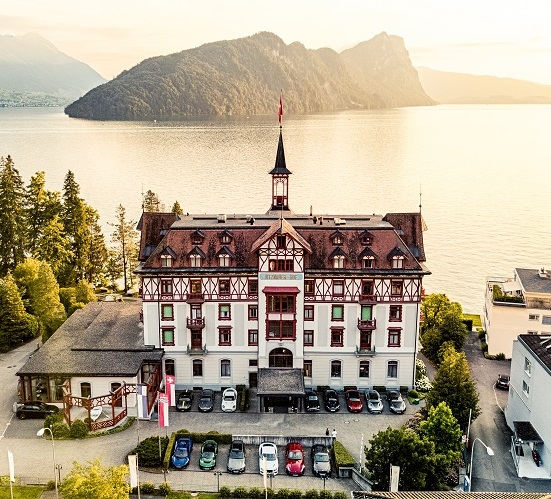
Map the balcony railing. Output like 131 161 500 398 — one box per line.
187 293 205 303
355 345 376 356
359 294 377 303
187 317 205 329
186 344 208 355
357 319 376 330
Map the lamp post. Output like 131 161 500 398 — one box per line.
37 427 59 499
468 437 494 492
213 471 222 492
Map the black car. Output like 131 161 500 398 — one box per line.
305 390 320 412
176 390 194 412
198 389 215 412
496 374 510 390
16 402 59 420
323 389 340 412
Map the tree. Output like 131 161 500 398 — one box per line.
75 280 97 305
171 200 183 215
0 156 26 275
34 214 73 279
84 205 107 284
420 293 467 363
426 345 481 430
364 426 436 491
143 189 163 212
104 249 122 290
0 273 40 352
14 258 66 340
60 459 130 499
109 205 138 292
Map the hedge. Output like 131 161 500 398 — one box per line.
332 440 355 467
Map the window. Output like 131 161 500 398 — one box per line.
360 331 371 349
249 359 258 367
276 235 286 248
248 329 258 346
333 281 344 296
543 316 551 325
361 235 372 245
161 304 174 320
268 295 295 313
359 361 370 378
269 259 294 271
190 280 201 294
522 380 530 396
161 255 172 267
391 281 403 296
162 327 175 346
191 233 204 245
190 254 201 267
303 360 312 378
331 327 344 347
304 330 314 346
190 304 202 319
219 254 231 267
392 257 404 269
387 360 398 379
220 359 231 377
80 382 91 398
165 359 175 376
332 234 343 245
362 257 374 269
219 280 230 295
389 305 402 321
248 305 258 320
248 280 258 295
332 305 344 321
219 304 231 320
361 305 372 321
304 280 315 295
361 280 374 295
160 279 173 296
220 232 233 244
193 359 203 377
388 328 401 347
218 327 232 346
304 305 314 321
267 320 295 340
524 357 532 375
333 255 345 269
331 360 342 378
529 314 540 321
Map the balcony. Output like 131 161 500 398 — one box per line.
355 345 376 356
186 317 205 330
357 318 376 330
186 344 208 355
359 294 377 304
187 293 205 303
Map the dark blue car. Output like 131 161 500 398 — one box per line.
171 437 193 469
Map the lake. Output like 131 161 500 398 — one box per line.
1 104 550 314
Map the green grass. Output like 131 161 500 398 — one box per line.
0 486 43 499
462 314 482 328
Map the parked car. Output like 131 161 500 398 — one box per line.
388 393 407 414
171 437 193 469
259 442 279 476
323 389 340 412
285 442 305 476
176 390 194 412
386 389 401 404
305 390 320 412
345 389 364 412
16 402 59 420
199 439 218 469
311 444 331 477
496 374 510 390
227 440 246 474
365 389 383 414
221 387 238 412
198 389 215 412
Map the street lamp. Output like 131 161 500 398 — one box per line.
213 471 222 492
37 427 59 499
468 437 494 492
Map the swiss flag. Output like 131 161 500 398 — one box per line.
278 95 283 124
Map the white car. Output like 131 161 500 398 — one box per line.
259 442 278 476
221 388 238 412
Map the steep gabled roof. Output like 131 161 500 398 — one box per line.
269 130 292 175
137 212 180 261
383 212 426 262
251 218 312 253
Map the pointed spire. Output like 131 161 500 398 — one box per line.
269 129 292 175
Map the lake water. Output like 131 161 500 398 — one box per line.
1 105 550 315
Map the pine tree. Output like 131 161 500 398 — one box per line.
84 205 107 284
143 190 163 212
109 205 138 292
0 156 26 275
0 273 40 352
171 200 183 215
34 214 73 279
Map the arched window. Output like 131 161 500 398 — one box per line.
359 361 370 378
220 359 231 377
80 382 91 398
330 360 342 378
387 360 398 379
165 359 175 376
192 359 203 377
269 348 293 368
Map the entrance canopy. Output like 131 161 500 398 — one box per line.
257 368 305 396
514 421 543 443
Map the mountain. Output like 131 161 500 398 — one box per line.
416 66 551 104
65 31 434 121
0 33 106 106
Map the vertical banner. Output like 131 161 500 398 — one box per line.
7 449 15 482
166 374 176 406
158 392 169 428
137 384 148 419
128 454 138 488
390 465 400 492
262 456 267 490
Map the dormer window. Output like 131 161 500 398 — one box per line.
191 229 205 245
188 247 206 268
363 257 374 269
329 247 347 269
216 247 234 268
161 255 172 268
219 229 233 245
359 230 374 246
276 235 287 249
330 230 345 246
392 257 405 269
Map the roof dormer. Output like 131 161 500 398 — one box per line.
191 229 206 245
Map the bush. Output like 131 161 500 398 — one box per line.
408 389 419 399
51 421 70 438
289 490 302 499
46 480 56 490
129 436 169 467
303 490 319 499
248 487 263 499
481 341 488 353
158 482 171 496
69 419 89 439
276 489 289 499
319 491 332 499
44 412 64 429
332 440 355 467
478 330 486 340
234 486 248 498
140 482 155 494
220 486 232 499
495 352 506 360
333 493 348 499
415 375 433 392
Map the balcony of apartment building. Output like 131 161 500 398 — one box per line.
486 278 525 308
357 318 377 330
186 292 205 303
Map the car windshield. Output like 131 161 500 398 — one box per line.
202 452 215 458
201 396 211 401
368 392 379 400
308 395 318 401
181 395 191 401
315 454 330 462
391 400 403 407
230 450 244 459
288 450 302 459
263 452 276 461
174 449 188 458
224 394 235 401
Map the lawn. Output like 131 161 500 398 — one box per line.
0 486 43 499
463 313 482 328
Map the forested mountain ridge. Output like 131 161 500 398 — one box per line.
65 31 434 120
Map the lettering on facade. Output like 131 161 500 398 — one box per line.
259 273 303 281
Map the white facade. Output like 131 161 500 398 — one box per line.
484 269 551 359
505 335 551 479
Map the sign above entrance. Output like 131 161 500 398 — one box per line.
259 273 303 281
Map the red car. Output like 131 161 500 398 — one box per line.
345 389 364 412
285 442 305 476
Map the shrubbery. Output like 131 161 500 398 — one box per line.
69 419 89 439
129 436 169 467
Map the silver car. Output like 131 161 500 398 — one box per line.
311 444 331 477
227 440 246 473
366 389 383 414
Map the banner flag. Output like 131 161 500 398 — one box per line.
8 450 15 482
390 465 400 492
166 375 176 406
158 392 169 428
137 383 148 419
128 454 138 488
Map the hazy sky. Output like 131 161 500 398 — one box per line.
1 0 551 84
